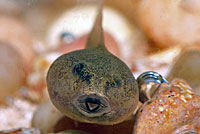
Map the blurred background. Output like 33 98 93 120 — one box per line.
0 0 200 133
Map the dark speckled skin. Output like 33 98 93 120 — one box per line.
47 46 138 124
47 1 139 125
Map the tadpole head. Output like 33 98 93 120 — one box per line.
47 48 139 125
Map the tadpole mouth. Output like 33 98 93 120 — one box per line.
73 93 111 117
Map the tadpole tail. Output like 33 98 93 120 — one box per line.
86 0 105 49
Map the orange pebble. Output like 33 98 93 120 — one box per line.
0 42 25 101
54 116 134 134
0 15 35 73
58 32 120 58
134 79 200 134
137 0 200 48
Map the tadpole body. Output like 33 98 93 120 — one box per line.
47 1 139 125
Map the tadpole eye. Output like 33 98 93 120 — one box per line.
73 63 85 75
